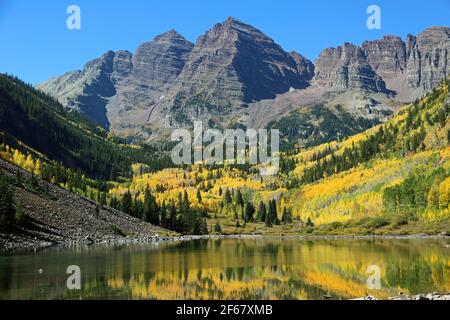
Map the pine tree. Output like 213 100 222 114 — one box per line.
160 201 167 227
0 173 15 230
235 189 244 208
168 200 177 230
132 196 143 218
224 189 232 204
214 221 222 234
176 213 186 234
258 201 266 223
306 217 314 227
269 200 279 225
121 190 133 215
282 207 292 224
100 192 107 206
438 108 446 127
265 203 272 228
143 189 159 225
177 192 183 208
196 188 202 203
183 190 190 211
244 202 255 222
192 217 201 235
193 217 208 235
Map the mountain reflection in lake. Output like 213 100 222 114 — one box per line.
0 238 448 300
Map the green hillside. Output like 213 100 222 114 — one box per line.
0 73 172 180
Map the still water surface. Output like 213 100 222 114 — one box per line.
0 238 448 300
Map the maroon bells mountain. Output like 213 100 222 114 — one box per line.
38 18 450 143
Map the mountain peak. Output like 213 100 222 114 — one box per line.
154 29 187 42
212 16 265 36
222 16 243 25
290 51 315 81
420 26 450 35
416 26 450 43
162 16 310 123
225 16 237 22
38 23 450 142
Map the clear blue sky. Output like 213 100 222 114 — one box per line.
0 0 449 84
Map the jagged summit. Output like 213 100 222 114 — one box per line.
158 15 312 126
417 26 450 37
221 16 262 31
153 29 187 41
37 20 450 143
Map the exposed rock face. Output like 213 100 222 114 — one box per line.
290 51 315 81
250 27 449 135
315 44 365 84
362 35 407 80
314 43 387 93
111 50 134 81
109 31 194 136
315 27 450 95
132 30 193 89
38 31 194 134
38 20 449 143
38 51 118 128
159 17 312 126
406 27 450 91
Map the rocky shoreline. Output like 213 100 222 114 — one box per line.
2 232 449 253
0 159 175 252
169 234 450 246
357 293 450 300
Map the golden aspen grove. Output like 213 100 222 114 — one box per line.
99 80 450 235
0 77 449 236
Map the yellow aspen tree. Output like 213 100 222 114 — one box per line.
13 149 25 167
439 177 450 209
35 159 42 176
427 185 440 209
25 154 34 172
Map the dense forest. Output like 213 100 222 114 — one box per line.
0 74 173 180
298 86 450 185
268 104 381 150
0 75 449 236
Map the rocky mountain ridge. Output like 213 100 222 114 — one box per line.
37 18 449 143
39 30 194 136
243 25 449 134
